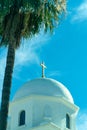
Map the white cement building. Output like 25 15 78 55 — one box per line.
7 77 79 130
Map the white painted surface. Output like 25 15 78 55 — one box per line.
13 78 74 103
7 78 79 130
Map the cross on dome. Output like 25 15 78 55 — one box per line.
40 62 46 78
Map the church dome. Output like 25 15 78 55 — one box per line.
13 78 74 103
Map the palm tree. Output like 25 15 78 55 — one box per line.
0 0 66 130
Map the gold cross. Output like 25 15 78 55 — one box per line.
40 62 46 78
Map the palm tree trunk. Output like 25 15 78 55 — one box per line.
0 44 15 130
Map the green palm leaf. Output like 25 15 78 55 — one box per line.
0 1 66 130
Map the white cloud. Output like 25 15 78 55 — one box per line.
47 70 62 77
71 0 87 22
0 51 6 80
77 110 87 130
0 48 7 102
14 32 50 74
0 32 50 102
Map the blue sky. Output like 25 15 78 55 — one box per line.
0 0 87 129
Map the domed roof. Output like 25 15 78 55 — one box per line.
13 78 74 103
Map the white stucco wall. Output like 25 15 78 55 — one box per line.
7 95 79 130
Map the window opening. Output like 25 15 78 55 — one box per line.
19 110 25 126
66 113 70 129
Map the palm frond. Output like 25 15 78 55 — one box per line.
0 0 66 48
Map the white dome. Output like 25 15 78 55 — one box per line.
13 78 74 103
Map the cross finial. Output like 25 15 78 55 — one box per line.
40 62 46 78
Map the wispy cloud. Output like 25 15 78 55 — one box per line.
71 0 87 22
14 32 50 76
77 110 87 130
0 32 50 102
0 50 6 79
0 48 7 102
47 70 62 77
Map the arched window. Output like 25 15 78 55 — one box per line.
19 110 25 126
44 105 51 118
66 114 70 129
